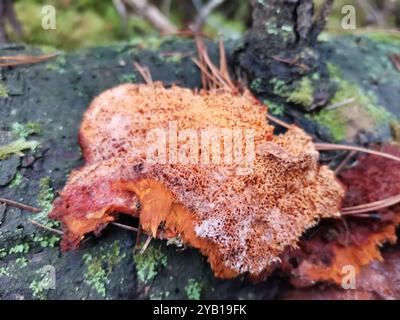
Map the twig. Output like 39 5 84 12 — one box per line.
122 0 177 33
341 212 380 218
0 0 23 43
265 114 292 130
134 225 143 253
315 143 400 163
218 38 235 89
111 221 138 232
342 193 400 214
390 54 400 72
334 150 356 175
133 61 153 84
0 53 58 67
112 0 129 22
192 0 224 32
271 55 311 72
140 235 152 254
193 36 235 90
29 220 64 235
0 197 41 213
326 98 355 110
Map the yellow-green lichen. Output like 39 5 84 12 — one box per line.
9 172 23 188
0 139 38 160
150 290 171 300
34 177 59 228
286 77 314 107
32 234 60 248
312 109 347 142
9 243 30 254
29 279 46 300
312 64 391 141
0 267 10 277
364 32 400 45
250 78 262 91
83 241 126 297
185 278 202 300
270 77 314 109
119 73 137 83
264 99 285 116
15 257 28 268
0 84 8 97
11 122 42 139
133 245 167 284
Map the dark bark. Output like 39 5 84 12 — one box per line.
0 0 22 44
237 0 335 108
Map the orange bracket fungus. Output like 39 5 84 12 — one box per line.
49 74 344 278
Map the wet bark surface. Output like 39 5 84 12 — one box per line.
0 34 399 299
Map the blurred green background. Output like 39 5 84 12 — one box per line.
5 0 400 51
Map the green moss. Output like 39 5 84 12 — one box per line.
15 257 28 268
34 177 59 228
0 267 10 277
128 35 173 52
83 241 126 297
33 234 60 248
364 32 400 45
270 77 314 109
250 78 262 92
286 77 314 107
264 99 285 116
9 243 30 254
119 73 137 83
37 177 54 212
185 278 202 300
312 64 391 141
11 122 42 139
311 109 347 141
133 245 167 284
150 290 170 300
0 248 6 258
0 83 8 97
270 78 287 95
29 279 46 300
162 53 185 63
9 172 23 188
0 139 39 160
265 21 279 35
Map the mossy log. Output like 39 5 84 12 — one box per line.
0 33 400 299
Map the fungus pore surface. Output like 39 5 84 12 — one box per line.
50 83 344 278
